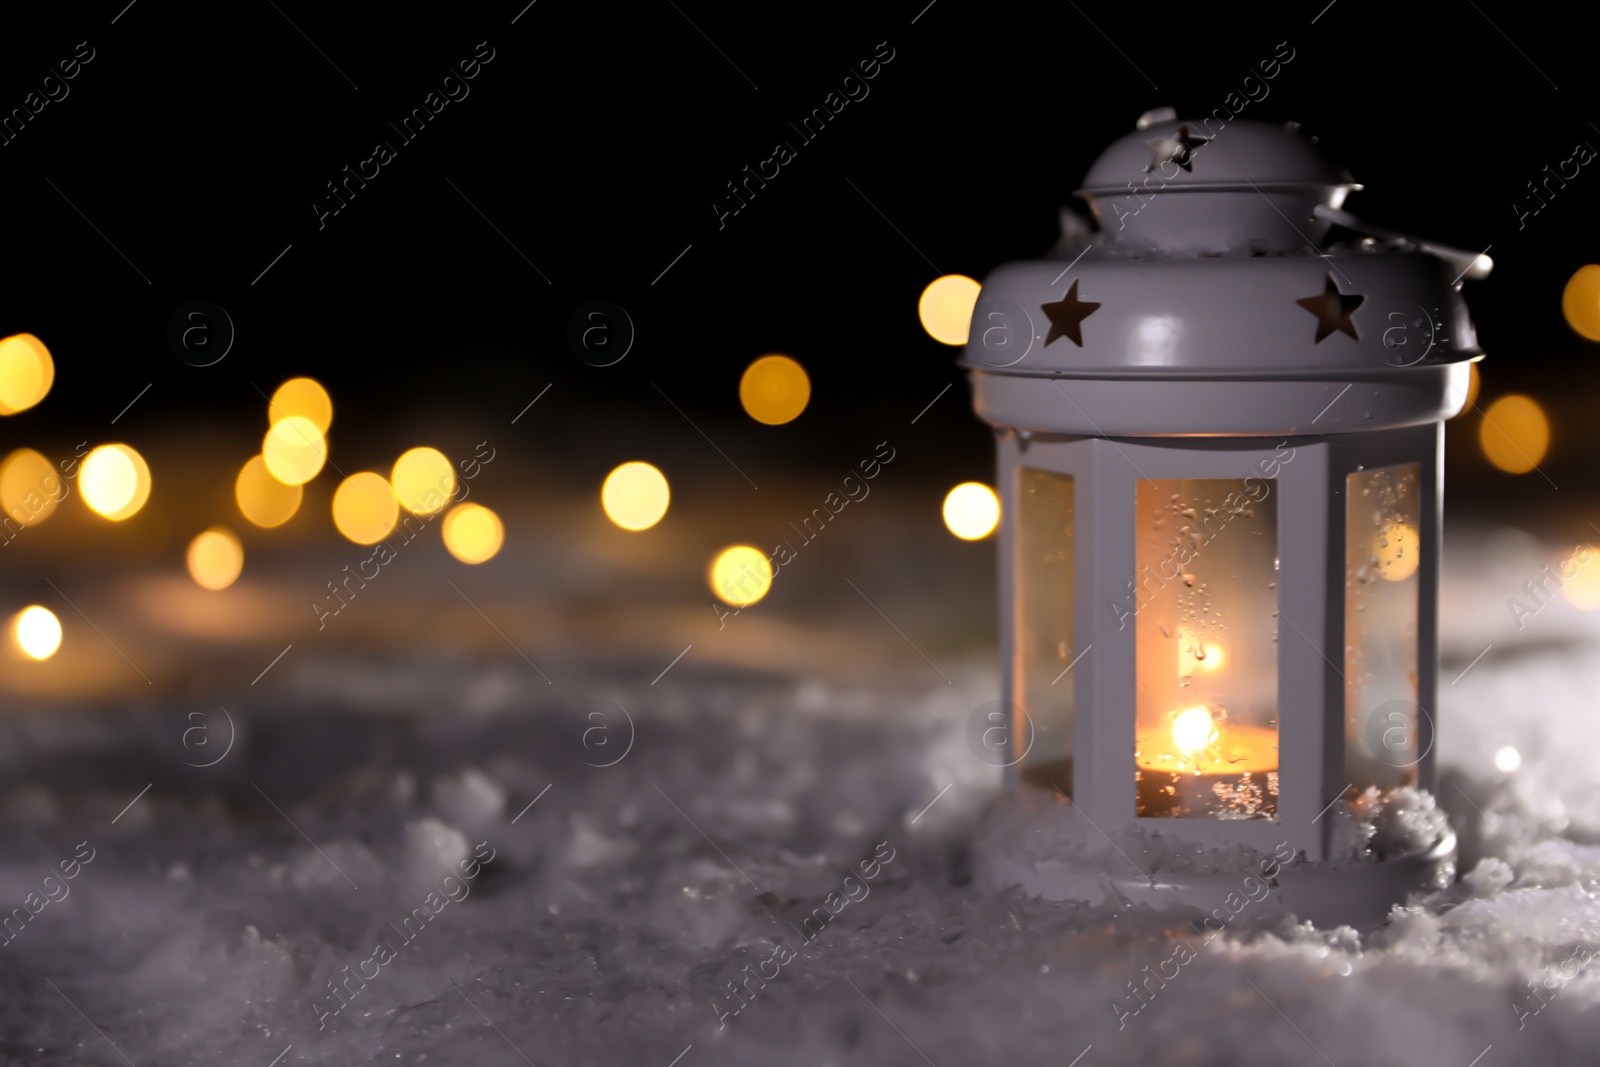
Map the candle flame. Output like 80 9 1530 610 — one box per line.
1171 705 1217 755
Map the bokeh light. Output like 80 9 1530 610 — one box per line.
1562 547 1600 611
739 355 810 425
942 482 1000 540
186 527 244 591
12 605 61 661
442 503 504 564
1179 640 1225 676
235 455 302 528
270 377 333 433
1375 521 1421 583
709 545 773 607
601 462 670 531
1494 745 1522 774
263 416 328 485
0 448 62 527
0 333 55 416
392 447 457 515
1562 265 1600 341
332 472 399 545
1479 395 1550 474
918 275 982 346
80 444 152 521
1449 361 1482 415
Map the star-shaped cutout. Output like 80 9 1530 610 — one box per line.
1295 274 1364 343
1144 124 1211 172
1041 280 1101 348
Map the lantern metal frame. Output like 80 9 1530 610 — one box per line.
965 114 1475 923
993 422 1441 860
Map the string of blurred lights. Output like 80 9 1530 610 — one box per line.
4 260 1600 664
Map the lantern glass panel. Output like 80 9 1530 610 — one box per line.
1344 463 1422 789
1015 468 1075 793
1134 478 1279 820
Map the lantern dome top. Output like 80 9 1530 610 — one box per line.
1078 114 1356 198
958 113 1488 437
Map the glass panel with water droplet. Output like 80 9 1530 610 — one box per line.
1345 463 1422 790
1015 468 1075 795
1134 478 1279 819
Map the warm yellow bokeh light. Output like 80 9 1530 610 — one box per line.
1563 547 1600 611
332 472 399 545
1466 362 1481 408
1172 705 1218 755
709 545 773 607
739 355 811 426
263 417 328 486
942 482 1000 540
1562 265 1600 342
1375 521 1421 583
442 503 504 564
12 605 62 661
392 447 457 515
1479 395 1550 474
1179 638 1225 675
601 461 670 531
0 333 55 416
80 444 151 521
186 527 244 591
270 377 333 433
918 274 982 346
0 449 62 527
235 455 302 528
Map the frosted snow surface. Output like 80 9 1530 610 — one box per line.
3 526 1600 1067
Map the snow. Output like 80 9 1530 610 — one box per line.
3 521 1600 1066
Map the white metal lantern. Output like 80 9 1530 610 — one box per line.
966 114 1482 925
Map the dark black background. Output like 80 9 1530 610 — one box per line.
1 0 1595 501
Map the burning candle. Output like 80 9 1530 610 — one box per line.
1135 701 1280 819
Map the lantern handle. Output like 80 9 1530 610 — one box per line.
1313 205 1493 282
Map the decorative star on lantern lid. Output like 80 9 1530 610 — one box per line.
1143 123 1211 173
956 115 1487 437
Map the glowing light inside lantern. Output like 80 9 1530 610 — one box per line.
1179 637 1225 675
0 333 55 416
270 377 333 433
442 502 504 564
1494 745 1522 774
80 444 151 521
392 447 456 515
235 455 302 528
331 472 399 545
601 462 670 531
942 482 1000 540
186 527 244 591
12 605 61 660
709 545 773 607
918 275 982 346
1171 705 1218 755
1375 521 1420 583
1479 395 1550 474
263 417 328 486
1562 264 1600 341
739 355 811 425
0 448 62 526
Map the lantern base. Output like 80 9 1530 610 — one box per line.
1105 830 1455 929
973 794 1457 929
